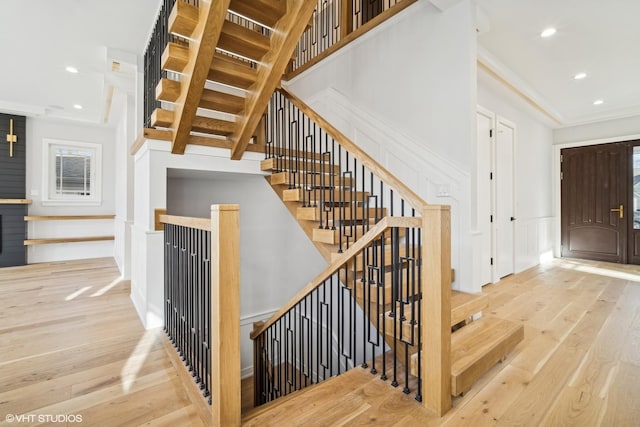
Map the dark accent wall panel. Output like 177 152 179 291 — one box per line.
0 113 26 198
0 205 27 267
0 113 27 267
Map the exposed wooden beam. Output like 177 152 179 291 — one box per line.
170 0 231 155
230 0 318 160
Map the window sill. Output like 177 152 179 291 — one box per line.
40 199 102 207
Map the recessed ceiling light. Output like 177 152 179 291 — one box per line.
73 104 83 110
593 99 604 106
65 66 79 74
540 28 557 38
574 72 587 80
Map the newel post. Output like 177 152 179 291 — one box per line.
210 204 240 426
421 205 452 416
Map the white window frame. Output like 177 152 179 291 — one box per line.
41 138 102 206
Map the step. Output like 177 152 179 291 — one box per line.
218 20 270 62
199 89 245 114
451 290 489 326
261 157 340 174
270 172 353 188
409 316 524 396
151 108 174 128
229 0 286 28
208 52 258 90
161 41 190 73
382 291 488 340
155 78 181 103
283 188 369 203
168 1 199 38
297 207 387 222
191 116 236 137
313 224 405 245
334 245 412 269
266 150 331 162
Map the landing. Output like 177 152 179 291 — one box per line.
242 366 434 426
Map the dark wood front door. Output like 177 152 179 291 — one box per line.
627 142 640 264
561 143 627 263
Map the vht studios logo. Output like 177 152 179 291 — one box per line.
5 413 83 423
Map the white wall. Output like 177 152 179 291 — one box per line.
286 0 477 291
25 117 116 263
166 170 326 377
477 66 555 274
112 91 137 279
130 141 321 330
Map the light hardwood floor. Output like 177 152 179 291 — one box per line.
0 258 207 426
1 257 639 426
242 258 640 426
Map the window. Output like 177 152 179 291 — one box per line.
42 139 102 206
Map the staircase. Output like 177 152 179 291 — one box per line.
143 0 524 422
247 88 524 417
151 0 317 157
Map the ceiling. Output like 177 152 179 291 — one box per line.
477 0 640 127
0 0 160 124
0 1 638 129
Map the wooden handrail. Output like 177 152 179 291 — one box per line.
277 88 428 211
250 215 421 339
159 214 210 231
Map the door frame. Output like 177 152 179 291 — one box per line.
495 115 516 279
476 105 496 284
552 133 640 259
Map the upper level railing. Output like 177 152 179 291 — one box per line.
143 0 200 129
287 0 417 79
161 205 241 426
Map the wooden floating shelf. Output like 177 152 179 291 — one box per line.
24 215 116 221
24 236 115 246
0 199 32 205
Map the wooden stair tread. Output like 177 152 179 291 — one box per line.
191 116 236 136
408 316 524 396
208 52 258 90
162 42 190 73
283 188 369 203
151 108 174 128
156 78 181 103
168 1 199 38
382 290 491 345
261 157 340 174
297 207 387 222
335 245 413 268
199 89 245 114
229 0 286 29
218 20 270 62
451 290 489 326
313 225 404 245
269 172 353 188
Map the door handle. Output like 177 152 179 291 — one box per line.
610 204 624 219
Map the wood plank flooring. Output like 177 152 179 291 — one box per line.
243 258 640 426
0 258 208 426
1 257 639 426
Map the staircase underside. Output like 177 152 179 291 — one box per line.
153 0 317 158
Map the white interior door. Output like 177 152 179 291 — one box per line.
476 108 494 285
495 118 515 278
